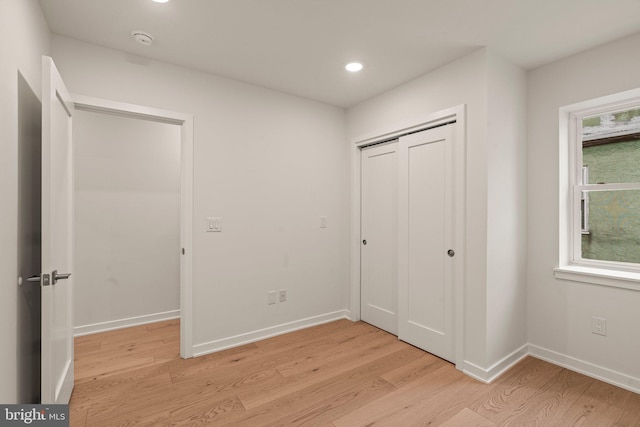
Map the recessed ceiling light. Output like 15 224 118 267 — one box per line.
345 62 364 72
153 0 170 3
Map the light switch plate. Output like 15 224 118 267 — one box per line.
207 217 221 232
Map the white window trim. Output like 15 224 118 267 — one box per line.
556 88 640 290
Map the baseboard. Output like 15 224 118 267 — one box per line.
192 310 351 357
529 344 640 394
463 344 529 383
74 310 180 337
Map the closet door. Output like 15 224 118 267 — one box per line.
398 124 454 362
360 141 398 335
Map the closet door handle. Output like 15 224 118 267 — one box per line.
362 239 367 245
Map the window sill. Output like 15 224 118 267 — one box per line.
554 265 640 291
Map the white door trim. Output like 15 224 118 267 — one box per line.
71 94 195 358
349 104 466 369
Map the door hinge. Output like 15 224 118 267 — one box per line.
182 248 185 255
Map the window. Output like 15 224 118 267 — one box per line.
556 89 640 289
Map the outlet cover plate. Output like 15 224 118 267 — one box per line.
592 316 607 336
268 291 276 305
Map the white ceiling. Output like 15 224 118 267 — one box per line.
38 0 640 108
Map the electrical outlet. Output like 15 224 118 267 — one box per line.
268 291 276 305
279 289 287 303
592 316 607 336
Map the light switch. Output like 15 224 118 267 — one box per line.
320 216 327 228
207 217 221 232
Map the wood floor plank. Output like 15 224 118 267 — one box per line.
226 347 423 426
73 338 101 357
275 326 394 377
72 370 174 416
237 334 405 409
440 408 497 427
504 367 593 426
75 353 157 383
83 373 177 425
254 319 361 352
469 357 565 424
167 322 371 387
553 379 632 426
381 350 449 387
70 319 640 426
68 407 87 427
615 391 640 426
331 364 461 426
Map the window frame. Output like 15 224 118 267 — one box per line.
556 88 640 290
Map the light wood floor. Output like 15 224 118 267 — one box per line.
70 319 640 426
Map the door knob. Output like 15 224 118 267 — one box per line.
362 239 367 245
447 249 455 257
52 270 71 285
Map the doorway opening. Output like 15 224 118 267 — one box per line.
72 95 194 358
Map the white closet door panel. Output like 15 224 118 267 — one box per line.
361 142 398 335
408 140 446 332
399 124 454 362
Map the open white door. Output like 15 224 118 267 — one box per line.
41 56 74 404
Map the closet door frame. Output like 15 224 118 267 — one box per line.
349 104 466 370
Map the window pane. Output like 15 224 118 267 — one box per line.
581 189 640 263
582 107 640 184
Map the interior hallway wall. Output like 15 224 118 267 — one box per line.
51 35 350 352
0 0 51 403
73 109 181 333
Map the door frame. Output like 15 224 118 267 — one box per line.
349 104 466 369
71 94 195 358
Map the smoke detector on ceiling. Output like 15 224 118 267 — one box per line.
131 30 154 46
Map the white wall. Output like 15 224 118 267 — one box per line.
51 35 350 352
0 0 50 403
486 52 528 365
528 32 640 385
347 49 491 367
73 109 181 331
